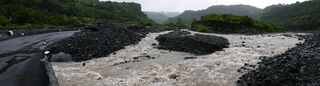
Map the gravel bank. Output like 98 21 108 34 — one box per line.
50 22 230 62
52 31 302 85
49 22 175 62
237 34 320 86
156 30 229 55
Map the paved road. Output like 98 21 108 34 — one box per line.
0 31 78 86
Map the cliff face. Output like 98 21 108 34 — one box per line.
0 0 149 26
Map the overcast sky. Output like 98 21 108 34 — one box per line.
100 0 306 12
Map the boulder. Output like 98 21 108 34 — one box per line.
50 52 73 62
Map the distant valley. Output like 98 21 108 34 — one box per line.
144 11 180 24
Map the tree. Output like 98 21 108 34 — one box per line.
0 0 150 26
177 18 182 24
0 14 9 27
192 18 197 22
258 0 320 31
192 13 284 33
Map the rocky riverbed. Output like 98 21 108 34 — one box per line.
237 34 320 86
49 22 227 62
49 22 177 62
50 22 307 85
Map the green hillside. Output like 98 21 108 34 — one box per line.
144 11 169 24
258 0 320 31
0 0 149 27
192 14 284 33
167 5 262 26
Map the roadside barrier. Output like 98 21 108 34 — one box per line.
44 40 47 46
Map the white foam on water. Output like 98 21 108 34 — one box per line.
52 31 305 86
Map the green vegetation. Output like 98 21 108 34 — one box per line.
160 18 186 28
0 14 10 27
161 22 186 28
128 19 186 28
144 11 169 24
195 25 212 33
258 0 320 31
167 5 262 26
0 0 150 28
137 15 186 28
137 19 155 26
192 14 285 33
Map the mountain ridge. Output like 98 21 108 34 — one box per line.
258 0 320 31
166 4 262 25
0 0 149 27
144 11 180 24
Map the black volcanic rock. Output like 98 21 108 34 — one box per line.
184 57 197 59
155 30 229 55
237 34 320 86
49 22 174 62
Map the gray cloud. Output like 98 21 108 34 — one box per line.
101 0 305 12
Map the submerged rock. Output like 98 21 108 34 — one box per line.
183 57 197 59
50 52 73 62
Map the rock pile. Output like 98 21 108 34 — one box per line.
237 34 320 86
49 22 174 62
155 30 230 55
49 22 230 62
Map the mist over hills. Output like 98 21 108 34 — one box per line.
144 11 180 24
0 0 318 31
162 1 319 31
166 5 262 25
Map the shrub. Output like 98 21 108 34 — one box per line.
196 25 212 33
23 23 32 27
162 22 187 28
0 15 9 27
64 17 81 25
138 20 154 26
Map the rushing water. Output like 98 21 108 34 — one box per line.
52 31 304 86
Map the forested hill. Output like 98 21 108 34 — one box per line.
144 11 170 24
167 5 262 25
0 0 149 27
258 0 320 31
144 11 181 24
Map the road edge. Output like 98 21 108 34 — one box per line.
40 32 78 86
